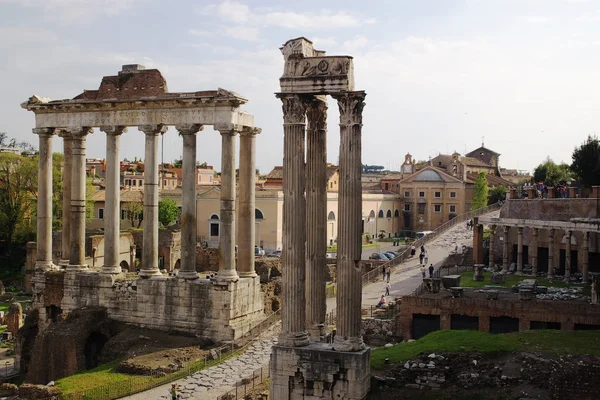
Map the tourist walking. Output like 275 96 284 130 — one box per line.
385 281 390 296
410 244 416 257
419 252 424 265
421 265 426 279
428 264 434 278
170 384 179 400
424 250 429 265
386 265 391 282
382 267 386 281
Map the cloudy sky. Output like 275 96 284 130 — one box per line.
2 0 599 174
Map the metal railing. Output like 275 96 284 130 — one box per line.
58 310 281 400
412 264 475 296
215 365 270 400
361 304 400 320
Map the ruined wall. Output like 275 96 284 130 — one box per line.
361 318 399 346
500 198 600 221
398 295 600 340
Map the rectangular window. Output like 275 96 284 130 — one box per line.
404 204 410 212
98 208 104 219
210 223 219 236
384 183 389 190
450 205 456 213
121 210 126 220
434 205 441 213
126 179 131 186
132 180 136 186
419 191 425 197
139 180 142 186
404 191 410 197
434 191 441 198
450 192 457 198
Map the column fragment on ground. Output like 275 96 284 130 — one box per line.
531 228 538 275
278 93 309 347
583 232 590 281
68 127 93 270
33 128 55 271
565 230 572 281
59 131 72 267
517 227 523 274
548 229 555 278
502 226 509 273
489 225 496 270
101 126 127 274
334 91 366 352
306 98 327 339
217 129 239 282
139 124 167 277
238 127 261 278
177 124 203 280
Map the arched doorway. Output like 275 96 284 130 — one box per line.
255 209 264 247
174 259 181 270
120 260 129 271
84 332 109 370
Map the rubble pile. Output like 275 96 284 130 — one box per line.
536 287 589 301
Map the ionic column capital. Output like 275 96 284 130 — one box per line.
277 93 310 125
175 124 203 135
65 127 93 139
218 129 239 137
239 126 262 136
100 126 128 136
139 124 167 135
333 91 366 126
32 127 58 137
306 99 328 131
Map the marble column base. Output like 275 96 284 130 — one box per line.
333 335 365 352
216 268 239 282
138 268 162 278
101 265 122 274
35 261 55 271
238 270 257 278
58 259 70 268
66 264 88 271
177 270 199 280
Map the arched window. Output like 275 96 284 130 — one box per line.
386 210 392 218
378 210 384 218
210 214 219 220
328 211 336 221
394 209 400 217
368 210 375 221
255 209 264 220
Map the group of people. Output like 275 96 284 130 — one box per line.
465 219 474 230
418 243 435 279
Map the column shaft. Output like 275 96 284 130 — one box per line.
502 226 509 273
531 228 538 275
306 99 327 339
583 232 590 281
278 94 309 347
60 133 73 266
238 128 259 278
334 91 366 352
177 125 202 279
565 230 572 281
517 227 523 273
217 130 239 281
548 229 555 278
488 225 495 270
473 217 483 264
101 127 126 274
69 128 92 270
33 129 55 271
139 125 166 277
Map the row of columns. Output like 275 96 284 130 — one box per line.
278 91 366 352
33 124 259 280
487 224 591 281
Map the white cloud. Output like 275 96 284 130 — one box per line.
343 35 369 52
222 26 260 41
522 16 549 23
567 39 586 48
188 29 213 37
311 37 338 47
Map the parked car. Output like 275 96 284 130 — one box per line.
255 246 265 257
384 251 397 259
369 253 391 261
267 250 282 258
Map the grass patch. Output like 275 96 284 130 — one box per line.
327 243 379 251
458 271 591 295
371 329 600 369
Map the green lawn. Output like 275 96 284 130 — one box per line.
327 243 380 251
457 271 590 295
371 329 600 369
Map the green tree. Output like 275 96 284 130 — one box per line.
533 157 572 186
471 172 489 211
488 185 507 205
571 135 600 188
123 200 143 228
158 198 179 227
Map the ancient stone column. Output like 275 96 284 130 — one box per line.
565 230 572 281
531 228 538 275
502 226 509 273
278 93 309 347
473 217 484 264
517 227 524 274
217 129 239 281
139 124 167 277
306 98 327 339
489 225 496 270
238 127 260 278
334 91 367 352
548 229 555 278
68 127 93 270
176 124 203 280
33 128 55 271
58 131 72 267
583 231 590 282
101 126 127 274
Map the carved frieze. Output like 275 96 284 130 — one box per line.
280 37 325 60
283 56 353 78
279 94 309 124
334 92 366 126
306 100 327 131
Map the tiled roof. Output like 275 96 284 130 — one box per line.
435 154 491 168
465 172 513 187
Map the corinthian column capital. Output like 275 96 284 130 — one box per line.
175 124 203 135
33 127 59 137
306 99 327 131
100 126 128 136
333 91 366 126
277 93 309 124
65 127 93 138
240 126 262 136
139 124 167 135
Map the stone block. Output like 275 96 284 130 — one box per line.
519 288 535 300
486 290 499 300
442 275 461 289
490 273 505 284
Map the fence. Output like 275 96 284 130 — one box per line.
412 264 475 296
361 304 399 320
215 365 270 400
58 310 281 400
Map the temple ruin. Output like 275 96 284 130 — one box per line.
19 65 264 345
269 37 370 400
